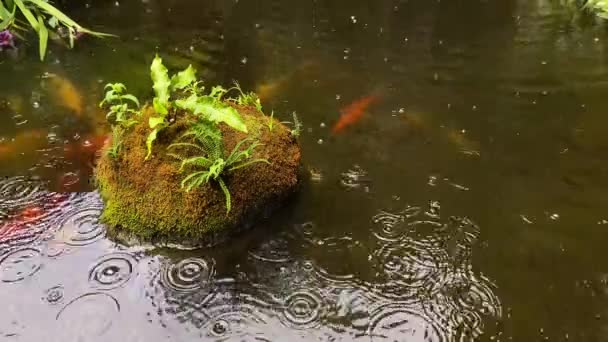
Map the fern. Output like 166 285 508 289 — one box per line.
168 129 269 213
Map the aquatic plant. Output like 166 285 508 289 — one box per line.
168 122 269 213
230 81 262 112
106 126 124 159
0 0 112 60
566 0 608 18
100 83 141 128
287 112 302 137
267 111 275 132
146 55 247 159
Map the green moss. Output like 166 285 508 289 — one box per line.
95 104 301 247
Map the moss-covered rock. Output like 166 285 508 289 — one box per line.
95 104 301 247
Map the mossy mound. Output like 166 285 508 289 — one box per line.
95 105 301 247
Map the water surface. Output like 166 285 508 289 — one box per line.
2 0 608 340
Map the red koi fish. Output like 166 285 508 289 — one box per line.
332 95 379 134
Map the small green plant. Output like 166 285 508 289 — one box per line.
565 0 608 18
288 112 302 137
230 81 262 112
267 111 275 132
100 83 141 128
168 124 268 213
146 55 248 159
106 126 124 159
0 0 113 60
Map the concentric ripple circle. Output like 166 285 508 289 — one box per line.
202 309 268 340
56 292 120 340
88 253 137 290
368 304 447 342
57 207 105 246
281 290 325 329
44 285 64 305
0 247 42 283
161 257 214 292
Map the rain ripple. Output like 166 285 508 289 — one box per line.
55 292 120 340
368 303 447 342
55 193 105 246
0 247 42 283
89 252 138 290
340 165 372 191
161 257 215 293
280 290 326 330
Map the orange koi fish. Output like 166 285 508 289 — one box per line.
0 129 48 159
332 95 380 134
46 73 84 115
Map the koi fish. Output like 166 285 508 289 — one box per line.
45 73 84 115
63 133 110 165
0 129 48 159
255 60 318 101
332 95 380 134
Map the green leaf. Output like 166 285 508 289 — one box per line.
37 15 48 61
145 128 159 160
150 55 171 115
27 0 114 37
0 0 11 18
218 178 231 214
68 26 74 48
14 0 38 31
175 95 248 133
148 116 165 129
0 14 13 31
170 64 197 91
121 94 140 107
47 15 57 28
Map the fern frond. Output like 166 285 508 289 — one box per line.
218 177 231 214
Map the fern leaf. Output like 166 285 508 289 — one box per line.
218 177 231 214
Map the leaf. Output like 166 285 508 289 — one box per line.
37 15 48 61
148 116 165 129
27 0 115 37
175 96 248 133
68 26 74 48
47 15 57 28
218 178 231 214
0 14 13 31
170 64 197 91
179 156 213 171
209 85 228 100
14 0 38 31
145 128 159 160
150 55 171 115
121 94 140 107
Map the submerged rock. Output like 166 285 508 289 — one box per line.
95 105 301 247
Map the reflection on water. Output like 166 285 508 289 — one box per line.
2 0 608 340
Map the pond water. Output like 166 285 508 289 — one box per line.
2 0 608 340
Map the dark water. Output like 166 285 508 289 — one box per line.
2 0 608 340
